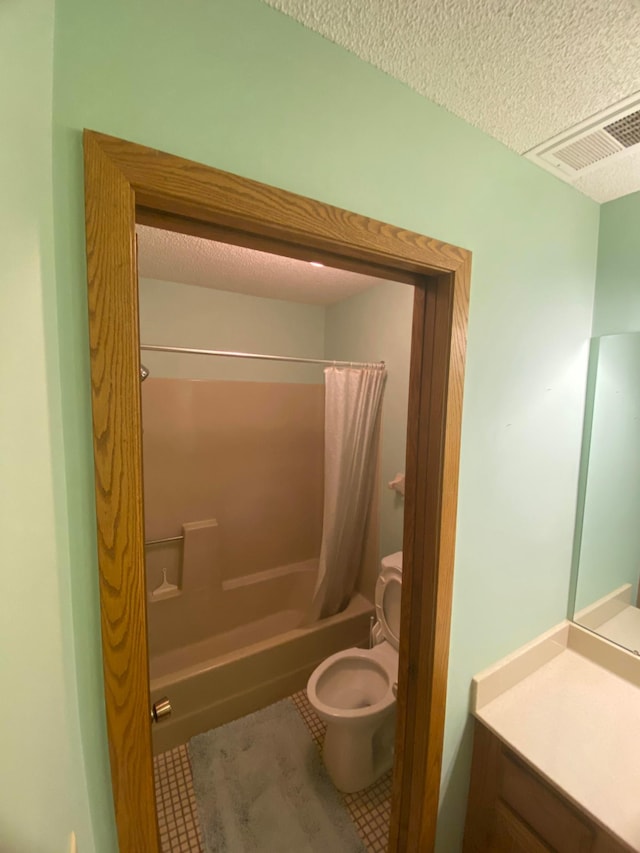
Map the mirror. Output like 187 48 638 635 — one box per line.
572 331 640 653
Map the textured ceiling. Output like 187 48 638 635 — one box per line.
263 0 640 202
137 225 389 305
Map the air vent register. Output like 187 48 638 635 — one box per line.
526 93 640 177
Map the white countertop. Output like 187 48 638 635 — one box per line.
473 623 640 850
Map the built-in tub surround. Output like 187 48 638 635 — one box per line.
143 376 324 660
143 374 382 752
142 376 380 606
142 377 325 586
469 621 640 850
148 548 318 661
150 592 373 753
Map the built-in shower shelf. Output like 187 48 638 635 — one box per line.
150 589 182 602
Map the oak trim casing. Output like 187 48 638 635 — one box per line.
82 130 471 853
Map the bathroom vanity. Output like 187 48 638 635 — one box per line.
463 327 640 852
463 623 640 852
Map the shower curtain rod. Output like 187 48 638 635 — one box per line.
140 344 385 370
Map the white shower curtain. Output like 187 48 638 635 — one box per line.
311 365 387 619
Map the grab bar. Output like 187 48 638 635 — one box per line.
144 534 184 547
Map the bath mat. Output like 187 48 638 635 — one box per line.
188 698 366 853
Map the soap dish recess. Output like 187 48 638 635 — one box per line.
151 568 180 601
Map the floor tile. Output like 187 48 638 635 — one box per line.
153 744 204 853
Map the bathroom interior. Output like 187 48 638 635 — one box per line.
138 223 414 852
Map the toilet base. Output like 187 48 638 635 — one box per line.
322 709 396 793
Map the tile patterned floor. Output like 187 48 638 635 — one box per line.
154 745 204 853
290 690 392 853
154 691 392 852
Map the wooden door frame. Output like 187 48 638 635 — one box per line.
83 130 471 852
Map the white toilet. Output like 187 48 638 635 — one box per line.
306 551 402 793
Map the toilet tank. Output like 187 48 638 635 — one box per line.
381 551 402 573
375 552 403 650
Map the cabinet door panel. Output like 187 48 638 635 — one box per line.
491 802 553 853
500 755 594 853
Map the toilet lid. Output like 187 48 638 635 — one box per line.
375 565 402 650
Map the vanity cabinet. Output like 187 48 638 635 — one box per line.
463 721 633 853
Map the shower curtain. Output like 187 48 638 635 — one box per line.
311 365 387 619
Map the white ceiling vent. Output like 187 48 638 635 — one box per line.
525 93 640 179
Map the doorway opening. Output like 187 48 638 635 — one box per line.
82 130 470 852
138 226 413 850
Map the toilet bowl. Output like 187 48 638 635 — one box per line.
307 552 402 793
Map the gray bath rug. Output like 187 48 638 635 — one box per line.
188 698 366 853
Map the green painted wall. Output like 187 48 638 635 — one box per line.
51 1 600 849
0 0 97 850
325 282 414 561
575 334 640 611
139 277 326 383
592 192 640 336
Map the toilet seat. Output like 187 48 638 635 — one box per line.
372 555 402 650
375 569 402 650
307 647 396 723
